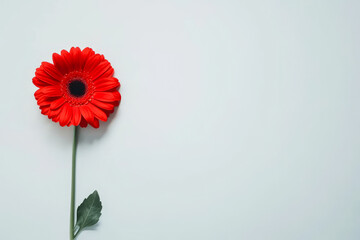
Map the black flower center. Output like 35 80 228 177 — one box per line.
68 80 86 97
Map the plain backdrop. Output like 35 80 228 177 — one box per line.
0 0 360 239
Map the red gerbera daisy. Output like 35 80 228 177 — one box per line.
33 47 121 128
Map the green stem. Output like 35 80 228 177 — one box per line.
70 126 79 240
74 229 80 239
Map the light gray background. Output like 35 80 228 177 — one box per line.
0 0 359 239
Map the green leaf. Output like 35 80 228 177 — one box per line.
75 190 102 235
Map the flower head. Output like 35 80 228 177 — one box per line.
33 47 121 128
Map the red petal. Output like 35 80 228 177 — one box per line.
79 105 94 124
52 114 60 122
53 53 69 74
94 77 119 85
103 108 115 117
88 103 108 122
79 118 88 128
41 106 50 115
83 54 102 73
40 86 62 97
41 62 63 81
89 118 99 128
90 61 111 80
34 88 44 100
72 106 81 126
80 47 95 69
94 78 120 91
100 67 114 79
70 47 82 71
48 106 62 119
93 91 121 102
91 99 115 111
35 67 60 85
61 50 74 72
58 103 72 127
50 97 65 110
37 96 52 107
33 77 47 87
